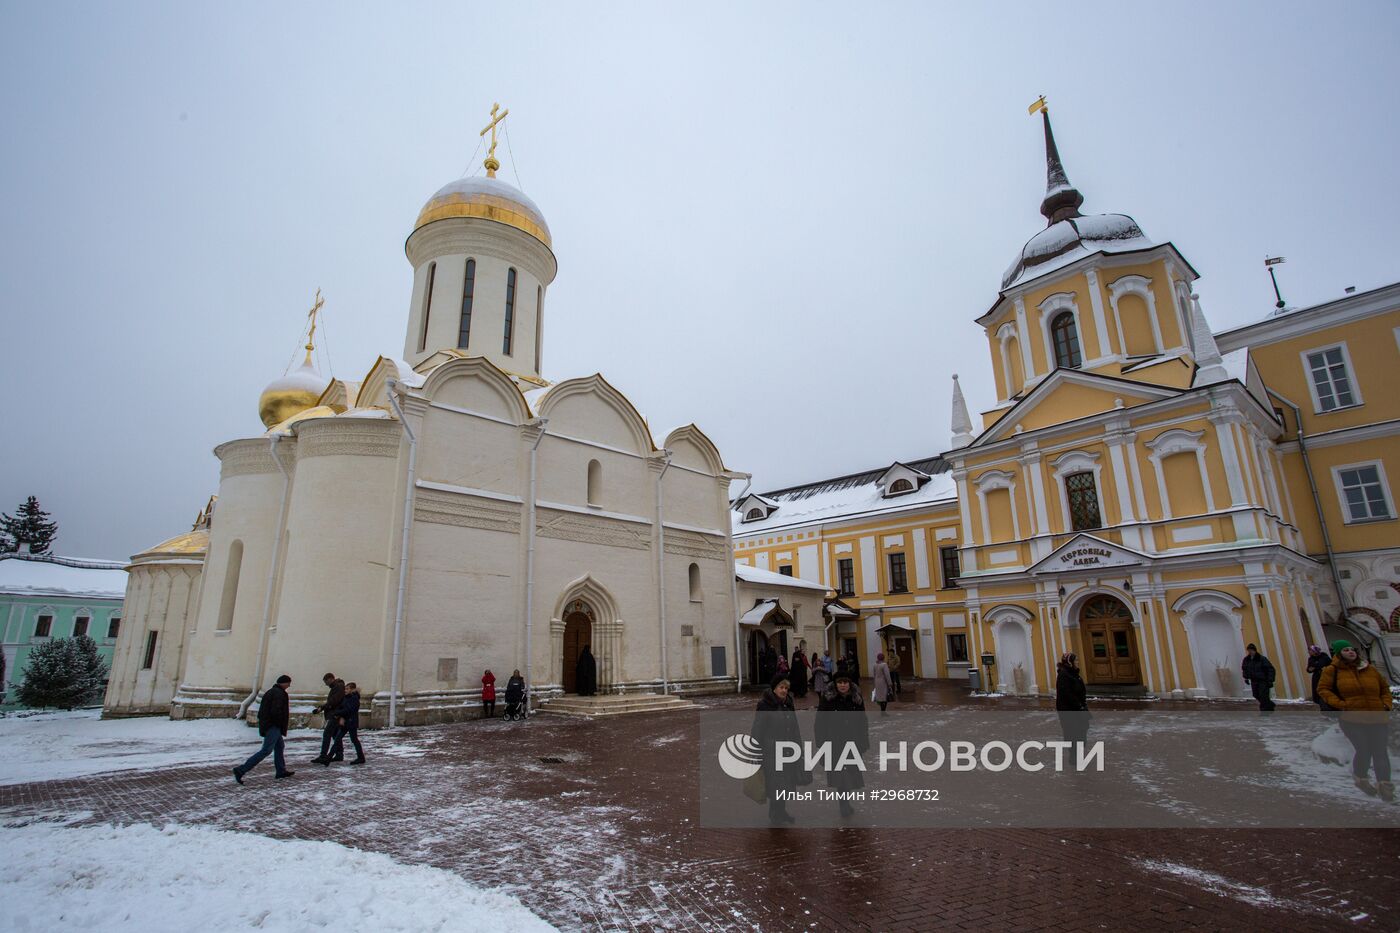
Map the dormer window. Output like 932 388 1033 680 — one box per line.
888 478 914 495
878 463 928 499
737 493 778 523
745 508 764 521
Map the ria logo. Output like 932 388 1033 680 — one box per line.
717 733 763 780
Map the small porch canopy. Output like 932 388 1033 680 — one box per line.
875 617 915 634
739 599 795 627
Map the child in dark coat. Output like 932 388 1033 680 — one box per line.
326 682 365 765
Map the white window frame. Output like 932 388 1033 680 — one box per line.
972 469 1022 543
1039 293 1085 371
1145 428 1215 519
1106 274 1164 358
1300 341 1362 414
1331 460 1395 525
1051 450 1106 533
996 322 1024 398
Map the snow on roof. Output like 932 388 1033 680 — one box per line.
1218 348 1249 383
391 358 426 388
734 456 956 536
0 555 128 600
734 563 830 592
1001 214 1154 290
739 598 781 625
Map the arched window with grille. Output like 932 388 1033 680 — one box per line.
744 508 764 522
1065 471 1102 531
1051 311 1082 369
503 268 517 355
457 259 475 349
889 478 914 495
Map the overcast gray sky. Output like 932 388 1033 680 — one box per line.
3 1 1398 560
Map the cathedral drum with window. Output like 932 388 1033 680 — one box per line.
104 115 745 725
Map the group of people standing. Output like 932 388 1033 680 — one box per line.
233 671 364 785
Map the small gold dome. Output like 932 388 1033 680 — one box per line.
258 359 331 428
413 176 551 248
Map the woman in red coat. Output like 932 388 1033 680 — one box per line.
481 670 497 719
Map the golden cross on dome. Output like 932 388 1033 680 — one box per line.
480 102 510 178
304 287 324 362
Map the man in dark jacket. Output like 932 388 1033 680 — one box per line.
233 674 295 783
1241 644 1276 712
312 672 346 764
1055 652 1090 748
814 671 869 817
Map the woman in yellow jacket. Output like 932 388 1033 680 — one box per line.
1317 639 1393 801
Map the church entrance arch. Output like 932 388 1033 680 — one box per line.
561 600 594 695
1079 595 1141 685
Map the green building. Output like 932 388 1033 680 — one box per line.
0 553 127 706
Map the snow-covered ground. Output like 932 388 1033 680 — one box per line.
0 709 323 786
0 817 556 932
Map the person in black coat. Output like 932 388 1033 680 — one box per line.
233 674 295 783
814 671 869 817
504 670 525 711
1055 653 1090 749
312 673 346 764
326 682 365 765
790 649 809 700
752 675 805 825
1241 644 1276 712
1306 645 1329 706
576 645 597 697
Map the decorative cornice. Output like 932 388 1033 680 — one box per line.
218 439 295 478
415 488 521 534
664 529 729 561
537 509 650 550
297 421 402 459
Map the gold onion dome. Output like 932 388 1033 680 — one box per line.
413 176 551 248
258 358 331 429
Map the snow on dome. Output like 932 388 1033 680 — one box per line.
258 359 331 429
1001 213 1152 290
413 175 551 248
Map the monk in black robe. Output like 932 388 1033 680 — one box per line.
576 644 597 696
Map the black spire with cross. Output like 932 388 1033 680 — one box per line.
1030 96 1085 226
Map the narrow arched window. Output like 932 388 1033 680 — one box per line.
535 285 543 372
689 563 702 602
457 259 475 349
587 459 602 506
1051 311 1081 369
503 267 517 355
418 262 436 353
216 539 243 631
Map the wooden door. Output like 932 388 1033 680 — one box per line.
1081 596 1141 684
893 636 914 676
562 612 592 693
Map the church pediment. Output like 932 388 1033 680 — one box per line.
975 369 1180 446
1029 534 1151 574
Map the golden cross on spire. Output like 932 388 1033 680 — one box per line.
479 102 510 178
304 287 324 363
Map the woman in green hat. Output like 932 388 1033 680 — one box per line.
1317 639 1393 801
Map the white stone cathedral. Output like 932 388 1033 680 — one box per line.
105 125 743 726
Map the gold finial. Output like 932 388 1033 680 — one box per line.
480 102 510 178
1028 95 1047 115
304 287 324 364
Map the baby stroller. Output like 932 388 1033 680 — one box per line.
503 678 527 721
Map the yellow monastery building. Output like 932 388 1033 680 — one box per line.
733 108 1400 700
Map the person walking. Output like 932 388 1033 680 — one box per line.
1055 652 1090 748
233 675 295 783
312 673 347 764
1241 644 1276 712
325 682 365 766
575 645 597 697
481 669 497 719
872 653 894 713
776 653 789 679
790 650 809 700
1318 639 1393 800
1306 645 1330 706
815 670 869 817
752 674 803 825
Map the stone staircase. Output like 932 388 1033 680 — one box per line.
536 693 697 719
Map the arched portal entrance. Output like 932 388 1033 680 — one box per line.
1079 595 1141 685
561 599 594 695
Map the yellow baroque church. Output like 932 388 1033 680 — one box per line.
734 107 1400 699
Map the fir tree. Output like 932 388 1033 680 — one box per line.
0 496 58 554
16 636 108 709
